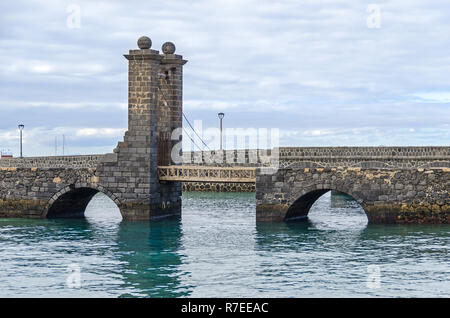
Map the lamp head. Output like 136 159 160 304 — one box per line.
18 124 24 130
218 112 225 119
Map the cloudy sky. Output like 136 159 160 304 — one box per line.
0 0 449 156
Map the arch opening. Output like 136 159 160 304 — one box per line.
85 192 123 222
46 187 122 220
285 189 368 226
285 189 329 221
47 187 98 218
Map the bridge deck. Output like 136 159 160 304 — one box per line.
157 165 256 183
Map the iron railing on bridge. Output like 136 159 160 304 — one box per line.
157 165 256 183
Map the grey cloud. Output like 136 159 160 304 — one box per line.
0 0 449 156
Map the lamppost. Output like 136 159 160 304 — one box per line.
218 112 224 150
18 124 24 158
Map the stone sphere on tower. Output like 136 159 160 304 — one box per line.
137 36 152 49
162 42 176 54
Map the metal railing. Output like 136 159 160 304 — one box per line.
157 165 256 183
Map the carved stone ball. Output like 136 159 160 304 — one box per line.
162 42 176 54
137 36 152 49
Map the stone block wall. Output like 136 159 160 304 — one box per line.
182 149 272 167
277 146 450 168
256 167 450 224
278 146 449 157
0 155 104 168
95 38 186 220
180 146 449 193
0 167 99 218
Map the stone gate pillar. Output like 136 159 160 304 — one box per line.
104 36 187 220
155 41 187 218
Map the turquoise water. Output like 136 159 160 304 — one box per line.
0 191 448 297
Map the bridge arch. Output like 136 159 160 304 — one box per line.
44 183 122 219
284 184 367 221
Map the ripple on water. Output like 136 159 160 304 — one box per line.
0 191 448 297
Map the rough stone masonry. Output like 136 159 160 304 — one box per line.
0 36 186 220
255 147 449 224
256 166 449 224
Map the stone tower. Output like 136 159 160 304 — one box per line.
100 36 187 220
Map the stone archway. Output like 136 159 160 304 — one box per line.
44 183 121 218
284 186 368 221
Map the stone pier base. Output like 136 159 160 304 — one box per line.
364 203 450 224
0 199 47 218
119 202 181 221
256 202 450 224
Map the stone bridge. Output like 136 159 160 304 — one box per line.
0 36 449 223
0 36 187 220
256 164 449 224
254 147 449 224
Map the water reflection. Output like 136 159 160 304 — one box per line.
0 194 191 297
308 191 368 230
85 193 190 297
255 222 310 251
253 193 450 297
0 216 125 297
116 218 191 297
330 191 356 208
0 192 448 297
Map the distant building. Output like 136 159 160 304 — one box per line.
0 150 13 158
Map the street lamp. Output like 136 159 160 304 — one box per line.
18 124 24 158
218 113 224 150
